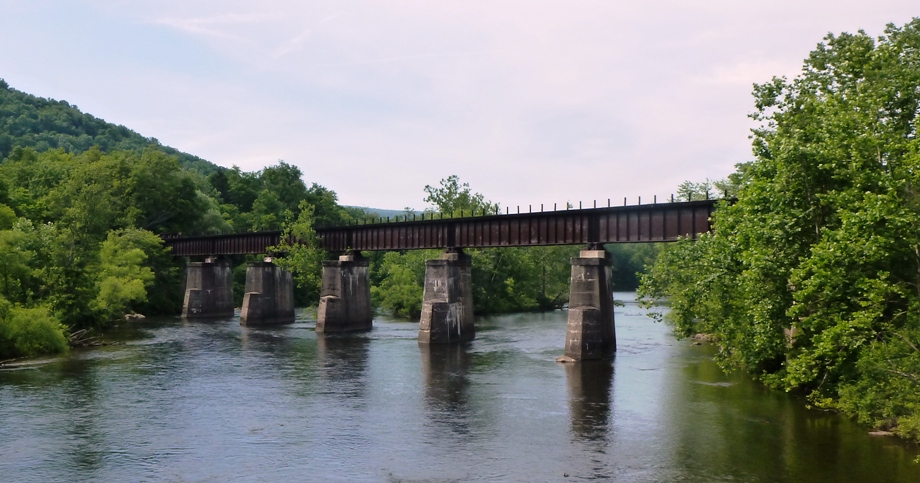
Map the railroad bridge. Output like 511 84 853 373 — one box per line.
165 199 717 361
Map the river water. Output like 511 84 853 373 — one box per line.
1 294 918 482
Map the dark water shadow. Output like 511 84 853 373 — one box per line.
315 333 371 400
420 344 473 436
565 359 614 444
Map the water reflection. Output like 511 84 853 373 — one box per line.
660 346 920 482
58 359 106 478
315 333 370 400
419 344 472 435
3 307 920 482
565 360 614 443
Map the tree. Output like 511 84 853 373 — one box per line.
0 203 15 230
250 190 285 231
371 250 434 318
270 201 326 304
261 161 309 215
0 297 68 359
91 229 158 322
423 175 497 215
128 148 206 233
372 175 576 316
639 19 920 440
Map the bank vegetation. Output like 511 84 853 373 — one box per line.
640 19 920 441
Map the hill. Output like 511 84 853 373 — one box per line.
345 206 419 219
0 79 220 175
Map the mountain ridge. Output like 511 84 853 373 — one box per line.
0 78 221 175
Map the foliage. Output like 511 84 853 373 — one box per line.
639 19 920 439
91 229 160 322
1 147 210 236
372 176 577 316
0 297 68 359
0 203 14 230
0 227 33 303
676 179 717 201
0 79 219 174
270 201 326 303
0 82 360 358
371 250 434 318
423 175 498 216
607 243 661 291
208 163 355 232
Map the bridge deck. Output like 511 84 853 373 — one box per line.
163 200 716 257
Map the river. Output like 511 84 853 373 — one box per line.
1 294 918 482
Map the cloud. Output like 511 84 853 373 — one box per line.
272 29 313 59
150 12 283 42
4 1 918 210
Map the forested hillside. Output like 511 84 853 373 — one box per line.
0 80 658 366
0 79 361 360
0 79 218 175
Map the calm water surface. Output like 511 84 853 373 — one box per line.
1 294 918 482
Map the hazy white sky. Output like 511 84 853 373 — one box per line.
0 1 917 210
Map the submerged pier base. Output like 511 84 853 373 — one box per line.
240 260 294 325
558 249 616 362
181 258 234 319
316 252 373 333
418 249 475 344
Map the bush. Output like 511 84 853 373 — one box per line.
0 299 68 359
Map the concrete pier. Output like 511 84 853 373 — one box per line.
418 250 475 344
240 259 294 325
181 258 234 318
559 249 616 361
316 252 373 333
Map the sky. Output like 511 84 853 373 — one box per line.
0 1 917 211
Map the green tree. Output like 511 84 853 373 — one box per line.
0 228 33 303
372 176 575 316
128 148 207 233
0 203 15 230
371 250 434 318
639 19 920 440
423 175 498 215
607 243 661 291
0 297 68 359
270 201 326 303
91 229 158 322
261 161 309 214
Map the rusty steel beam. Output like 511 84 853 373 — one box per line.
162 200 717 257
318 200 715 252
163 231 283 257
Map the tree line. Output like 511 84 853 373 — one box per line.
0 79 659 361
0 80 218 174
639 19 920 442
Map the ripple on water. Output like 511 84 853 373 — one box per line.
1 297 919 482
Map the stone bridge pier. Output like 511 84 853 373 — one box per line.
559 249 616 361
418 249 475 344
316 252 373 333
240 259 295 325
181 257 234 319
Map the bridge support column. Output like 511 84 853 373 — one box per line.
418 250 475 344
559 249 616 361
181 258 234 318
316 252 373 333
240 259 295 325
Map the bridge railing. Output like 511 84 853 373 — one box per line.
319 195 719 228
